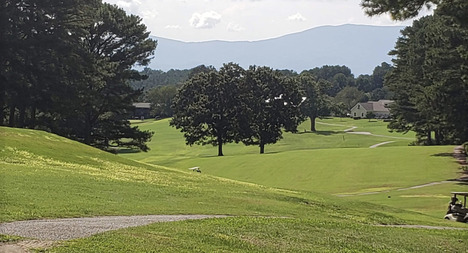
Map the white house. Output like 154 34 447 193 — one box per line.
350 100 392 119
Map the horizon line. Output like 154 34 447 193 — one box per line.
150 23 406 43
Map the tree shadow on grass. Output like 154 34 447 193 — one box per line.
296 130 338 136
431 153 453 157
115 148 141 154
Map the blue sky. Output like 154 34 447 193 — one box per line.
103 0 431 42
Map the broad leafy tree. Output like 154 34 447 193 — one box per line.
240 66 303 154
303 65 355 96
171 63 245 156
334 86 367 110
145 85 178 118
297 73 332 132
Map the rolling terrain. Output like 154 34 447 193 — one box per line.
1 123 467 252
122 118 466 218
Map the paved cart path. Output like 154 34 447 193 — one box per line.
0 215 228 252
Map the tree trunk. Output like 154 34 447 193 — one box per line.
8 104 15 127
0 102 3 126
84 115 93 145
310 115 317 132
29 106 36 128
18 104 26 128
0 77 5 126
427 130 432 145
435 130 441 145
217 136 224 156
260 142 265 154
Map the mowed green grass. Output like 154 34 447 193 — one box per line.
122 118 463 217
52 217 468 253
125 117 416 165
0 126 316 222
1 126 468 252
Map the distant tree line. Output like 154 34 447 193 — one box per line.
129 68 190 90
1 0 156 152
167 62 393 156
141 63 393 124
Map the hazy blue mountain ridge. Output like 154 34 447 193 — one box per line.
148 24 404 75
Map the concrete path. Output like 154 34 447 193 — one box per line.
369 141 396 148
336 181 455 197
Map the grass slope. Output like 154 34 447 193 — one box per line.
1 126 467 252
121 118 466 218
0 127 313 221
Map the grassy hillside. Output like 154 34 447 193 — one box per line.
0 126 316 222
1 126 467 252
121 118 466 218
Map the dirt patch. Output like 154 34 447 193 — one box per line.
0 240 57 253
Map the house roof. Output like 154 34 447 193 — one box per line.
370 103 386 112
360 103 374 111
133 103 151 109
353 100 392 113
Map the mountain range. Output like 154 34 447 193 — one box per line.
147 24 405 75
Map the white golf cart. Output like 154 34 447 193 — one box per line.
444 192 468 222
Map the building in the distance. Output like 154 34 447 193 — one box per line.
132 103 151 119
350 100 393 119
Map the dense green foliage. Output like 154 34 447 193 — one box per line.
144 85 178 118
297 73 332 131
0 0 155 152
129 68 190 90
171 64 304 155
361 0 440 20
137 63 393 121
240 66 303 154
387 0 468 145
170 63 246 156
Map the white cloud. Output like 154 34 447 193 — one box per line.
141 10 158 20
287 12 306 22
165 25 182 29
115 0 141 8
227 22 245 32
189 11 222 29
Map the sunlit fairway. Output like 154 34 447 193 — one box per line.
122 117 465 218
1 124 468 252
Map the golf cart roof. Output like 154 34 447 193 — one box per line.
452 192 468 196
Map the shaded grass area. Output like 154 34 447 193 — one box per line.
50 217 468 253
